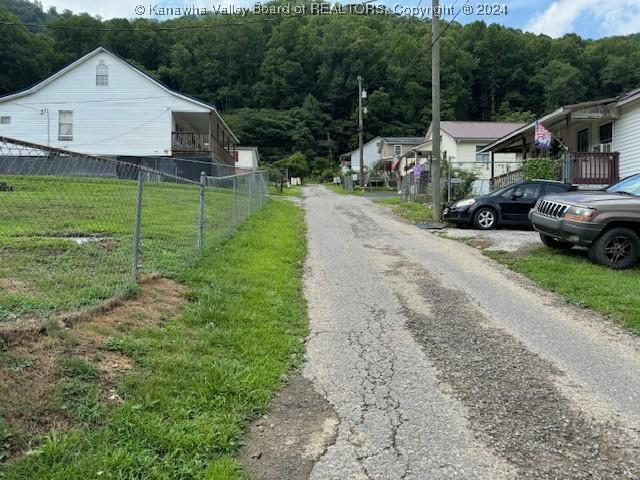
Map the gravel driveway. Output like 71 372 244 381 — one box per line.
436 226 541 252
301 185 640 479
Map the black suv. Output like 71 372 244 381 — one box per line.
443 180 575 230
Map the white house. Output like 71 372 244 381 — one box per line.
404 121 524 194
0 46 238 177
235 146 260 171
346 136 382 172
480 88 640 186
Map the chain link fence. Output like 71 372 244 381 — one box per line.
0 136 268 323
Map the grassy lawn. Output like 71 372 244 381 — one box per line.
375 197 433 223
268 184 303 198
486 247 640 332
0 175 242 321
0 198 307 479
324 183 365 196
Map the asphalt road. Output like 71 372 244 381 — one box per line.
302 185 640 480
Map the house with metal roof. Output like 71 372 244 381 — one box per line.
0 46 238 177
479 88 640 187
398 121 524 194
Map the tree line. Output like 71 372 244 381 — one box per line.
1 0 640 174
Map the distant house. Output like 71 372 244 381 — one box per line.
235 146 260 171
0 46 238 179
405 121 524 194
377 137 425 162
346 136 382 172
480 88 640 186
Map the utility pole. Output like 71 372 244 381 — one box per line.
431 0 442 221
358 75 364 189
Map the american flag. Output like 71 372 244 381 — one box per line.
534 121 552 150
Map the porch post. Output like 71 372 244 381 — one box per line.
490 151 495 187
565 113 573 152
208 111 214 167
521 137 527 160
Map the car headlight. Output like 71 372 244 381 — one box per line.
454 198 476 208
564 205 597 222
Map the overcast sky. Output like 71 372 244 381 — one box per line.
36 0 640 39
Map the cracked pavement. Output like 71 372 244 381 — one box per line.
301 185 640 479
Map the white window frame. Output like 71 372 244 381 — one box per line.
96 60 108 86
58 110 73 141
394 145 402 156
475 145 490 163
0 116 10 125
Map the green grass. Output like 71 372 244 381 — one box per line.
323 183 366 196
0 175 243 321
375 197 433 223
486 247 640 332
268 184 303 198
0 199 307 479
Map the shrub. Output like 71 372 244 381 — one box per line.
523 158 561 181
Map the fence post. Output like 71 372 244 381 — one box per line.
198 171 206 251
258 172 263 210
232 175 237 225
248 172 253 216
131 169 144 281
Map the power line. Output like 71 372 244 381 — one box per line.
0 0 384 32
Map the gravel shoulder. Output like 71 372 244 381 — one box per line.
300 185 640 479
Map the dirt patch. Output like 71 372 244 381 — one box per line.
0 278 185 461
0 278 33 295
237 375 339 480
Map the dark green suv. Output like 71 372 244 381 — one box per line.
529 174 640 269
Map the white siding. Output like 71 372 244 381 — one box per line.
0 51 209 157
350 138 381 170
614 100 640 178
236 148 257 170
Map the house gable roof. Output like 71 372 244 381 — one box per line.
0 46 239 143
433 121 525 141
380 136 425 145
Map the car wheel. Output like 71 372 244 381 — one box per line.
588 227 640 269
539 233 573 250
473 207 497 230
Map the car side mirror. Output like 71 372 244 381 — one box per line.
511 192 523 200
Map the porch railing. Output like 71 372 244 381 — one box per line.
491 168 525 190
569 151 619 185
172 132 210 152
172 131 235 165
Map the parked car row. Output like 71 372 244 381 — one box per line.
442 175 640 269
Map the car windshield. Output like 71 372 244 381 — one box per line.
606 175 640 196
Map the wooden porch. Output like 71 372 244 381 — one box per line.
490 152 619 189
569 151 619 185
171 131 235 164
171 111 237 165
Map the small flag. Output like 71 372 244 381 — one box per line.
391 155 400 172
535 121 552 150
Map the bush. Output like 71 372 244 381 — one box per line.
272 151 310 179
449 168 479 202
523 158 561 180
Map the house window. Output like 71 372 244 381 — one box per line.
577 128 589 152
475 145 489 162
394 145 402 156
58 110 73 141
599 123 613 144
96 60 108 86
0 116 10 125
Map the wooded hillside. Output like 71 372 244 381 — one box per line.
1 0 639 169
